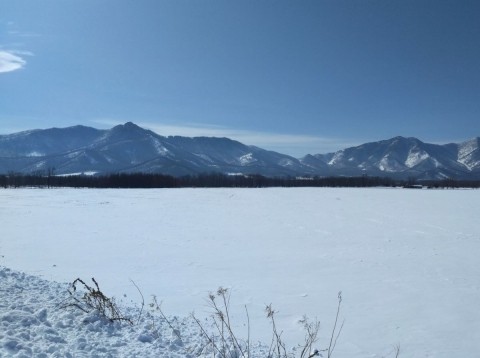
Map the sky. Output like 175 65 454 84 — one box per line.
1 0 479 157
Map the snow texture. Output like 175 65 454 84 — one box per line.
404 149 430 168
458 138 479 170
0 266 249 357
1 188 480 357
239 153 256 165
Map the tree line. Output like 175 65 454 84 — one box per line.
1 172 478 189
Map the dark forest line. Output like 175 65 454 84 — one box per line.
1 172 479 189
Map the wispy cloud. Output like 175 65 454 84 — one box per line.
7 30 41 38
91 118 359 156
0 50 28 73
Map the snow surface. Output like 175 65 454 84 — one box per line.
404 149 429 168
26 152 44 158
56 171 98 177
458 138 479 170
1 188 480 357
239 153 256 165
328 151 344 165
378 155 403 172
150 137 170 156
0 266 214 357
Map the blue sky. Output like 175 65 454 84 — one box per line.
1 0 479 156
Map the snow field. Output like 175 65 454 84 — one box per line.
1 187 479 357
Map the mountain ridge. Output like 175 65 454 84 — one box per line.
0 122 479 179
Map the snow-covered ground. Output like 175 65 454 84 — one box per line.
1 187 479 357
0 265 220 357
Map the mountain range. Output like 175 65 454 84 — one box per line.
0 122 479 180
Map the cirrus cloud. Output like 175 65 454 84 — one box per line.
0 50 27 73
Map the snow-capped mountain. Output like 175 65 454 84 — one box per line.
0 122 307 177
301 136 480 179
0 123 478 179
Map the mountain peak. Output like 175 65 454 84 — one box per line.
124 121 140 129
388 136 422 144
112 122 143 131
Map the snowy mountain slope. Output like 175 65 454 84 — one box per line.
0 122 309 177
457 137 480 171
0 123 478 179
301 136 478 179
0 126 104 157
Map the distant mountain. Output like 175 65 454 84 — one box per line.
0 122 478 179
300 136 480 180
0 122 307 177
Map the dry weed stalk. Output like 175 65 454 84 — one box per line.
66 277 132 324
149 295 183 341
326 291 344 358
192 287 343 358
192 287 250 358
265 303 289 358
